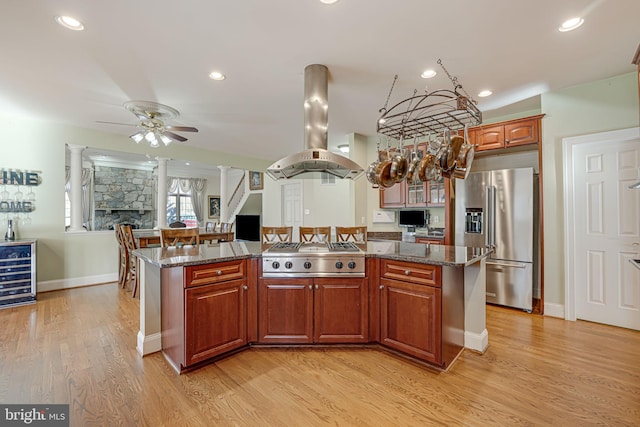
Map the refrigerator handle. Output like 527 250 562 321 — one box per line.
487 186 496 249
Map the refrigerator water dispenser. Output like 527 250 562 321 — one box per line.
465 208 483 234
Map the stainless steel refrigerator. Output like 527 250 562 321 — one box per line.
455 168 537 312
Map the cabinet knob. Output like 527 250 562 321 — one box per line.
404 270 411 276
505 139 510 143
315 284 319 290
379 285 384 290
242 285 248 291
216 270 222 275
308 285 313 290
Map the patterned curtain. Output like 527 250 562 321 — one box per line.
167 177 207 226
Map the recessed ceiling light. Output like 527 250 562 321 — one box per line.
320 0 339 4
209 71 226 81
55 15 85 31
478 90 493 98
421 69 437 79
559 17 584 32
185 162 191 166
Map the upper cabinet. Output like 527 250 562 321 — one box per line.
470 115 543 152
380 176 449 209
379 142 449 208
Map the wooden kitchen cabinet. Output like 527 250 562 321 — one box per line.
258 277 314 343
161 259 249 372
258 277 368 344
314 277 368 343
380 277 441 364
185 278 247 366
379 181 406 208
380 176 449 208
470 115 542 152
377 259 462 368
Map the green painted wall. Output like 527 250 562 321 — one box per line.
540 72 639 306
0 114 269 288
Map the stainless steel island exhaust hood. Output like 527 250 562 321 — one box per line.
266 64 364 180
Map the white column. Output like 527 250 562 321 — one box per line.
218 166 230 222
67 144 86 232
156 157 169 228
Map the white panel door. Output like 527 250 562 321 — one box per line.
572 135 640 330
282 182 303 242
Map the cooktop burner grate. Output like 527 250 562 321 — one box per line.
327 242 361 252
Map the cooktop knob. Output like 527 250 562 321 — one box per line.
335 261 343 269
303 261 312 269
347 261 357 269
285 261 293 269
271 261 280 269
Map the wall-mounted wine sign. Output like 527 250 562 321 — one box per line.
0 168 41 214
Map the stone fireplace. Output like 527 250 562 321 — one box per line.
93 165 155 230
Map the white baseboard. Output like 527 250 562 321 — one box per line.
137 331 162 356
37 273 118 292
544 303 565 319
464 328 489 353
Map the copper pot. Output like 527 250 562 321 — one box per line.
418 153 437 182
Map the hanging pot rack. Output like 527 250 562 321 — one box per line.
376 59 482 139
368 60 482 188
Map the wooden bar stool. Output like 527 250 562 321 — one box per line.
114 224 129 289
262 226 293 244
336 226 367 243
160 227 200 247
120 224 139 298
299 226 331 243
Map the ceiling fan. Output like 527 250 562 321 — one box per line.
98 100 198 148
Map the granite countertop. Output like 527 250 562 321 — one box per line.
365 241 491 267
134 241 490 268
133 241 264 267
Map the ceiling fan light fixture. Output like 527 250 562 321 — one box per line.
160 134 172 145
130 132 144 143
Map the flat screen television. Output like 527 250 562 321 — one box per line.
398 210 426 228
235 214 261 241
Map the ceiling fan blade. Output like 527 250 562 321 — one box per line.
96 120 138 127
162 131 188 142
166 125 198 132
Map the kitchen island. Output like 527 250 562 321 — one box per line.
133 241 489 371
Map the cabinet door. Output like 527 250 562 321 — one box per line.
405 180 428 207
379 181 406 208
426 176 447 206
313 278 369 343
380 278 441 364
185 278 247 366
474 124 505 151
504 118 539 147
258 278 313 343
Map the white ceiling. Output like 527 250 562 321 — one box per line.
2 0 639 169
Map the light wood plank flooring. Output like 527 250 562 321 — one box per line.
1 283 638 426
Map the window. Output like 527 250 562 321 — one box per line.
167 188 198 227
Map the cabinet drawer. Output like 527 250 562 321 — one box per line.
380 260 441 287
185 259 246 288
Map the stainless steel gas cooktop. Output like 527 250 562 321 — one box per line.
262 241 365 277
